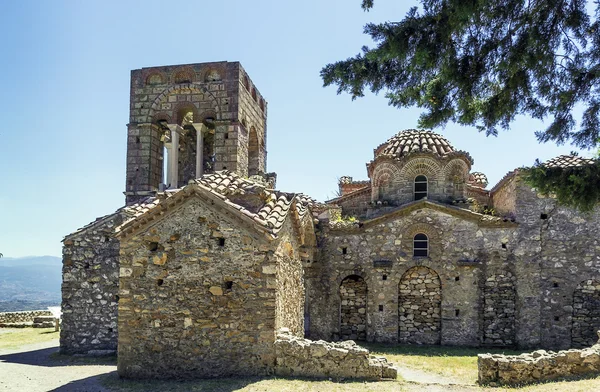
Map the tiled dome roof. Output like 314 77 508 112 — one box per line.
468 172 488 188
544 155 595 168
376 129 455 159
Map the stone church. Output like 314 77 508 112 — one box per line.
61 61 600 378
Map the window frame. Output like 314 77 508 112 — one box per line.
413 233 429 257
414 175 428 201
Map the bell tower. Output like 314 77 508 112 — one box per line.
125 61 268 205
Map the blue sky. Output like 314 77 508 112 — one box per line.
0 0 592 258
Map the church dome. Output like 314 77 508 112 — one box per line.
468 172 488 188
375 129 456 159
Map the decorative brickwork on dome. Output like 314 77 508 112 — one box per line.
376 130 456 159
544 155 596 168
468 172 489 188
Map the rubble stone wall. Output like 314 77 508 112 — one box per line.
478 339 600 385
117 197 280 378
482 271 516 347
0 310 53 325
572 280 600 347
274 329 397 380
398 266 441 344
340 275 368 341
60 213 122 355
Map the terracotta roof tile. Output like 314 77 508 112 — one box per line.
468 172 488 188
544 155 596 168
116 171 315 239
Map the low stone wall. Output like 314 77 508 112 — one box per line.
478 333 600 385
0 310 53 326
274 329 397 380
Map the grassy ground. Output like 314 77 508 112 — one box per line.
365 343 523 384
0 327 58 350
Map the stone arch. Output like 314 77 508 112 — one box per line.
572 279 600 348
248 126 260 176
340 275 368 341
149 84 219 123
242 74 250 91
251 87 257 101
174 103 199 126
398 266 441 344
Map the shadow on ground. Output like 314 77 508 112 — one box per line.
0 346 116 368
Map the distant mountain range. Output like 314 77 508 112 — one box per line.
0 256 62 312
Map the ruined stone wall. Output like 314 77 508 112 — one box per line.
117 197 278 378
274 329 397 380
335 188 372 218
491 174 517 217
61 213 122 355
309 207 516 346
478 340 600 385
0 310 53 324
511 178 600 349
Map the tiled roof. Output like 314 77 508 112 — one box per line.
468 172 488 188
376 130 456 158
544 155 596 168
116 171 314 239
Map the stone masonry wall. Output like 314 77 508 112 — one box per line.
117 197 279 378
398 266 441 345
510 178 600 349
481 268 516 347
478 335 600 385
274 329 397 380
0 310 52 325
61 213 122 355
309 206 516 346
274 220 305 337
572 279 600 348
340 276 368 341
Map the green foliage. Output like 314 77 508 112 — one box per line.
522 159 600 212
322 0 600 149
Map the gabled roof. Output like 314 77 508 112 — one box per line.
115 171 315 240
326 185 371 204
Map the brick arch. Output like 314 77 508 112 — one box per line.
398 266 441 344
202 66 224 82
398 157 442 182
172 67 196 84
371 162 401 200
572 279 600 347
145 71 166 85
401 222 441 258
339 274 368 341
441 159 470 182
151 112 172 124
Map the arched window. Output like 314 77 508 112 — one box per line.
414 175 428 200
413 233 429 257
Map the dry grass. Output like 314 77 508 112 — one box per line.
0 327 58 350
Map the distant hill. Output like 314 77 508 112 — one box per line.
0 256 62 312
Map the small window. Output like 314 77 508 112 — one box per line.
342 247 347 255
414 175 428 200
413 233 429 257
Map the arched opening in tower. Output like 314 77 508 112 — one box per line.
248 127 259 176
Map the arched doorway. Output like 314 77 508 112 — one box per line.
399 266 441 344
572 279 600 347
340 275 367 341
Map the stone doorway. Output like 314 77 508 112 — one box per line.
398 266 441 344
572 279 600 348
340 275 367 341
